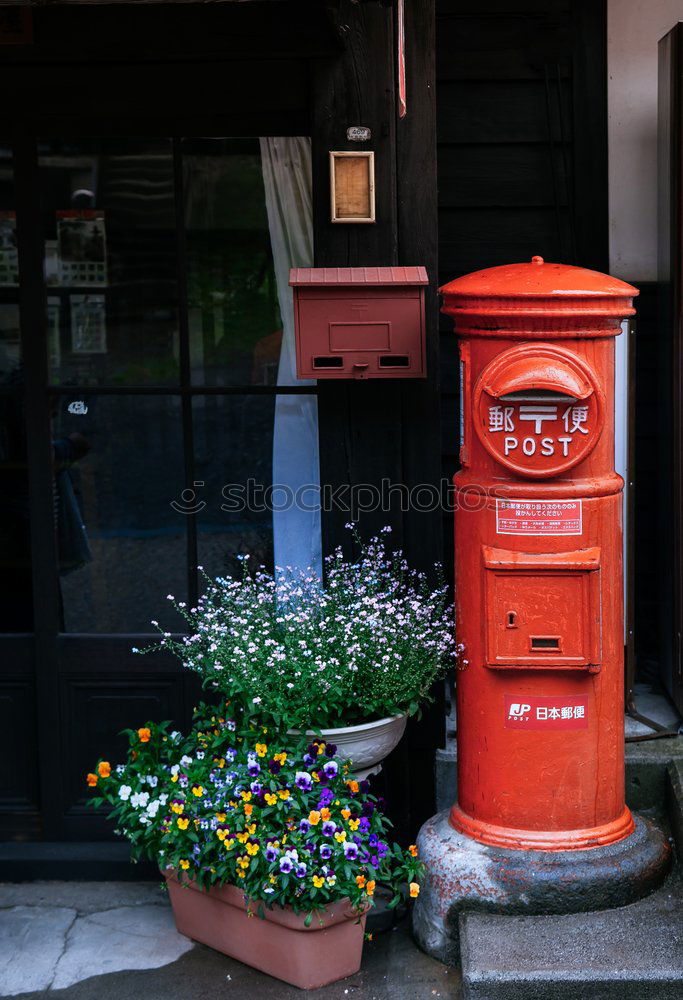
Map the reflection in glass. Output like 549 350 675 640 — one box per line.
0 391 31 631
183 139 282 386
39 138 179 386
54 394 187 632
193 393 283 580
0 144 20 385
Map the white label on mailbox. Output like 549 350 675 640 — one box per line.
496 499 582 536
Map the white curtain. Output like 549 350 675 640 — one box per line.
260 137 322 578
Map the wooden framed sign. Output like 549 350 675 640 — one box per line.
329 151 375 224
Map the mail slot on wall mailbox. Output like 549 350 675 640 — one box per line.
289 266 428 379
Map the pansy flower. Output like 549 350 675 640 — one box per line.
295 771 313 792
343 841 359 861
322 820 336 837
319 844 333 860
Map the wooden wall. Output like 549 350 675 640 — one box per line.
435 0 608 587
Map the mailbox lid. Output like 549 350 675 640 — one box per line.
290 266 429 287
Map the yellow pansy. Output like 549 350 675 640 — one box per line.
171 774 179 783
265 793 277 806
349 819 360 831
308 811 321 826
177 817 189 830
179 859 190 870
278 790 290 800
341 808 351 820
215 812 226 823
241 791 252 802
409 883 420 898
334 831 347 843
246 843 260 856
312 875 325 888
237 832 249 843
171 802 184 814
255 743 268 758
192 786 203 797
223 839 235 851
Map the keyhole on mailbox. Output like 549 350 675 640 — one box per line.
506 611 518 629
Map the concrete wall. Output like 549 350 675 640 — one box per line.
608 0 683 281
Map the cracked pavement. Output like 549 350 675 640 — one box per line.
0 881 458 999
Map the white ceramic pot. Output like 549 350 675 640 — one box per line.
292 714 408 780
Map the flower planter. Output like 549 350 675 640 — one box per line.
165 873 366 989
293 713 408 780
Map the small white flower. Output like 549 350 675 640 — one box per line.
180 755 192 767
118 785 132 801
252 697 262 704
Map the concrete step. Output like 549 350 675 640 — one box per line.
460 869 683 1000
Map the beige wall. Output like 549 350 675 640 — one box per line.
608 0 683 280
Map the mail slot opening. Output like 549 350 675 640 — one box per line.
379 355 410 368
313 356 344 369
530 636 561 650
499 389 578 403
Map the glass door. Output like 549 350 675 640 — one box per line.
1 136 317 841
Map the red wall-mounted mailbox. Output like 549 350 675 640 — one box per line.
289 266 429 379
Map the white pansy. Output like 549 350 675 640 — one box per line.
130 791 149 809
118 785 132 801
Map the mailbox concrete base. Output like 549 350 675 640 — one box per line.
412 809 671 966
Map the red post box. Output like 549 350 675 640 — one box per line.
289 266 428 379
413 257 671 964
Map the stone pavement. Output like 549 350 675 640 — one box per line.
0 881 459 1000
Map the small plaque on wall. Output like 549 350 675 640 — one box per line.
329 151 375 224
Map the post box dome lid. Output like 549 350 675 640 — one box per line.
440 257 638 299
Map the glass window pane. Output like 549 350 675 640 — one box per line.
53 393 187 632
183 138 282 387
0 142 20 383
0 142 31 631
39 138 180 386
193 393 283 580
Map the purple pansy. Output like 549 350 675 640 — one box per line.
295 862 307 879
268 760 282 774
343 841 359 861
322 760 338 779
325 743 337 758
322 821 337 837
299 819 311 834
318 788 334 807
319 844 333 860
295 771 313 792
359 817 371 832
279 856 293 873
265 845 279 863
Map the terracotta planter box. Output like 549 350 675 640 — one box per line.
165 873 366 989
